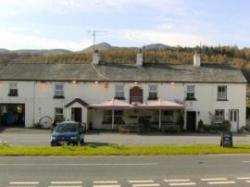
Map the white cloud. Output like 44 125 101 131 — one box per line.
0 30 91 50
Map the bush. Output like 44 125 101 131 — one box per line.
198 120 231 133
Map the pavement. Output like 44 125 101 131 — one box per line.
1 155 250 186
1 127 250 146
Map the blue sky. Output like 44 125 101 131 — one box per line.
0 0 249 50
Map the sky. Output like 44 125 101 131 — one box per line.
0 0 250 50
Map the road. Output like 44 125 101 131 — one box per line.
1 155 250 186
1 128 250 146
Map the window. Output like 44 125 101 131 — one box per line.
54 82 64 98
115 84 125 99
8 82 18 97
55 108 64 122
148 84 158 100
217 86 227 100
162 111 174 122
103 110 112 124
215 110 224 123
186 85 195 100
102 110 124 124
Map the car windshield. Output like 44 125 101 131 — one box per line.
55 123 78 133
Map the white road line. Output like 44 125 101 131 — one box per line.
6 186 37 187
237 177 250 180
169 182 196 186
132 184 160 187
93 185 120 187
245 180 250 183
9 181 39 185
51 181 83 184
48 186 82 187
164 179 191 182
207 181 235 185
200 178 228 181
0 163 158 167
93 181 118 184
128 180 155 183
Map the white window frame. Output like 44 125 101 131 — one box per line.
54 82 64 97
55 108 64 122
8 82 18 96
186 85 195 100
215 109 225 123
115 84 125 99
103 110 112 124
148 84 158 99
217 86 227 100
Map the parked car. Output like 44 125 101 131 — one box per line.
50 121 85 146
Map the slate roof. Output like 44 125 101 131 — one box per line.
0 62 246 83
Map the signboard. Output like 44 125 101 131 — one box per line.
220 132 233 147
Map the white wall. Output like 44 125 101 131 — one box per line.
0 81 246 132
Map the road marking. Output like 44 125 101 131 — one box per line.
6 185 37 187
164 179 190 182
245 180 250 183
237 177 250 180
0 163 158 167
168 182 196 186
48 186 82 187
9 181 39 185
200 178 228 181
132 184 160 187
6 186 37 187
51 181 82 184
242 161 250 163
93 185 120 187
207 181 235 185
128 180 155 183
93 181 118 184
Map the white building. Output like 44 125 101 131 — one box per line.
0 51 247 132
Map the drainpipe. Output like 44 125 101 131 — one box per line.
112 109 114 130
159 109 162 130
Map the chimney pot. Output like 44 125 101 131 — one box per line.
92 50 100 65
193 53 201 67
136 48 143 66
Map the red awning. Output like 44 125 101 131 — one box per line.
135 99 184 109
90 99 133 110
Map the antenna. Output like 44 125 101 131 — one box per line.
87 30 106 52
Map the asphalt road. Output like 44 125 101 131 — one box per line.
1 155 250 186
1 128 250 146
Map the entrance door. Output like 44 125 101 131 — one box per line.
71 108 82 123
229 109 239 132
186 111 196 132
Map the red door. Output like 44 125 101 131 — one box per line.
130 86 143 103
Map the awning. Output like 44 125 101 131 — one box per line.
136 99 184 109
90 99 133 110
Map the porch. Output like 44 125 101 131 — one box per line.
90 99 184 133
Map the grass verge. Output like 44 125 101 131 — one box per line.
1 144 250 156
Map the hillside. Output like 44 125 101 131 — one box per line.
1 43 250 82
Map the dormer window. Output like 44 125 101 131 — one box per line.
8 82 18 97
54 82 64 99
186 85 195 100
115 84 125 100
148 84 158 100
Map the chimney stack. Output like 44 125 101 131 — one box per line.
136 48 143 66
92 50 100 65
193 53 201 67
